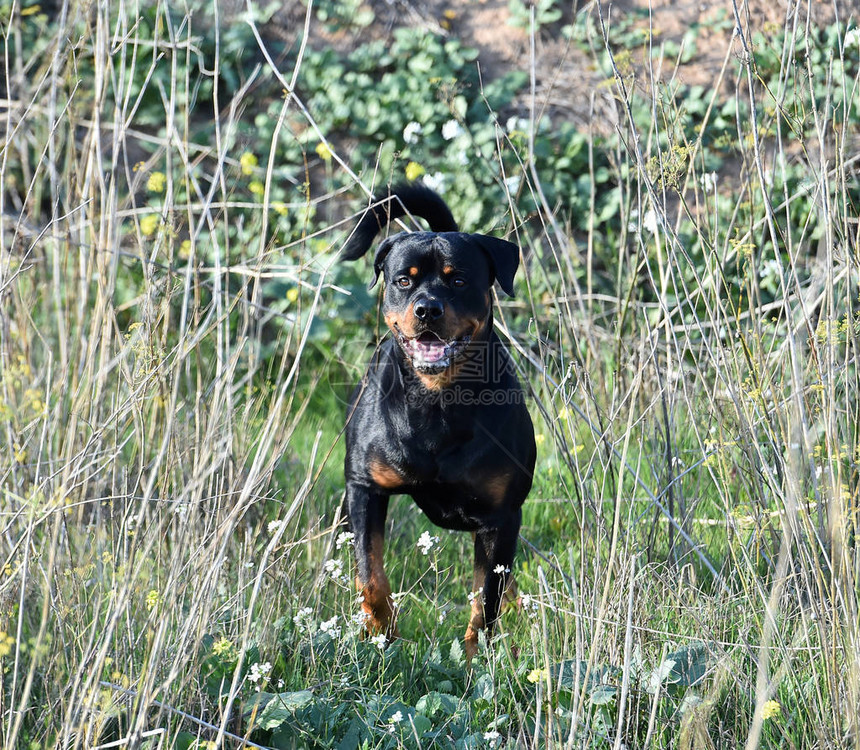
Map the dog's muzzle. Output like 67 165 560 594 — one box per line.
395 327 471 372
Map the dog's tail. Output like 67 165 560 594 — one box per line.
340 183 459 261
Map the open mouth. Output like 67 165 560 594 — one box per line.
394 327 471 371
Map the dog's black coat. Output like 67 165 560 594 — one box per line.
342 184 536 655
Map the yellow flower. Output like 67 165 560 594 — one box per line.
315 141 333 161
147 171 166 193
761 700 781 720
557 406 571 421
179 239 192 259
249 181 265 196
286 287 299 304
212 637 236 660
0 632 15 658
13 444 26 464
405 161 425 181
110 670 131 688
272 201 289 216
145 590 162 610
239 152 258 175
140 214 159 236
527 668 548 684
534 434 546 446
25 388 43 414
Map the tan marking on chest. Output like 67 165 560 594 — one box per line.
479 468 518 507
368 458 405 489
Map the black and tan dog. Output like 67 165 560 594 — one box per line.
341 184 535 657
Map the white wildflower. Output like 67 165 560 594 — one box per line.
493 564 510 575
247 661 272 685
468 587 484 605
520 593 540 616
700 171 717 193
293 606 314 633
423 171 445 192
845 27 860 47
642 209 659 235
403 121 423 144
320 615 341 638
417 531 440 555
505 115 529 133
324 558 347 582
484 730 501 747
389 710 403 724
370 633 387 650
441 119 463 140
503 174 521 194
335 531 355 550
268 519 284 534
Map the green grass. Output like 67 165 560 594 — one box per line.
1 0 859 747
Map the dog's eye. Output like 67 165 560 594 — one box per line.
452 277 466 288
396 276 412 288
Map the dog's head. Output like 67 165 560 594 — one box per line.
340 185 521 379
371 231 519 375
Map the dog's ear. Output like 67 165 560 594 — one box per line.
472 235 520 297
367 234 400 290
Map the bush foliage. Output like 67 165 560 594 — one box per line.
1 0 859 747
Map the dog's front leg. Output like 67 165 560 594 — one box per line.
464 511 522 659
347 483 398 638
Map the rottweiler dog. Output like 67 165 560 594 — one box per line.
341 184 535 657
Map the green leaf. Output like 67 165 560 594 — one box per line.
471 673 494 702
665 642 714 687
417 691 460 717
590 685 617 705
551 659 593 690
411 713 433 734
245 690 314 730
335 717 364 750
645 658 677 694
449 639 465 667
172 733 198 750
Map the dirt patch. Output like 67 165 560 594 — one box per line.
261 0 859 136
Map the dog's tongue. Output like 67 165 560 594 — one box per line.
410 332 447 363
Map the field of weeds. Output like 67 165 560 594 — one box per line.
1 0 859 747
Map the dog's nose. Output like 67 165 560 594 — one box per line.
413 297 444 321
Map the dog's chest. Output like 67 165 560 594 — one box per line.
395 416 478 482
